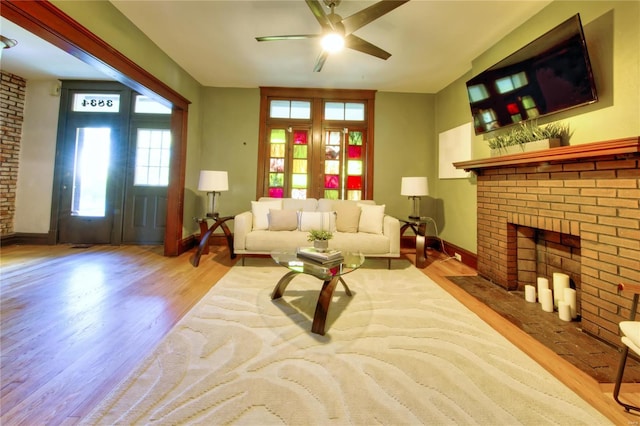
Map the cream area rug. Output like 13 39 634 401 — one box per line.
85 259 611 425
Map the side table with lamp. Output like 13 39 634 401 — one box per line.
400 176 442 268
190 170 236 267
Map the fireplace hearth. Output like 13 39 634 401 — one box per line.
455 137 640 349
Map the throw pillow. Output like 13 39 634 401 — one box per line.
298 211 337 232
358 203 385 234
251 200 282 230
268 209 298 231
333 202 361 233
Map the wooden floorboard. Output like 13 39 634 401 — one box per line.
1 244 638 425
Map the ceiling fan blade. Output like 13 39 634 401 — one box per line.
256 34 320 42
313 51 329 72
344 34 391 60
305 0 335 31
341 0 410 35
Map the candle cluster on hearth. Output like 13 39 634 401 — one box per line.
524 273 577 321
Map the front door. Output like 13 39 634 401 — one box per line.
57 90 127 244
121 122 171 243
55 82 171 245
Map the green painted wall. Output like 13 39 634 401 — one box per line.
434 0 640 254
198 88 260 219
374 92 434 219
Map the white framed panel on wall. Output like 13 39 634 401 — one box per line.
438 122 472 179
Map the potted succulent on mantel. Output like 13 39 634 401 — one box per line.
307 229 333 252
488 120 571 157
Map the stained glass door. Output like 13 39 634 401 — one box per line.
266 127 310 199
322 128 365 200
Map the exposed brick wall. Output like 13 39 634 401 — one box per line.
0 71 26 236
476 153 640 347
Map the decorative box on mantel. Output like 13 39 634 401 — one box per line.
490 138 561 157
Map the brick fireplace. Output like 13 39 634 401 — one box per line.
456 137 640 348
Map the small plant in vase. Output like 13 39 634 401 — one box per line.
307 229 333 252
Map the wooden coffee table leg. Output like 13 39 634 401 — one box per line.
271 271 299 299
339 277 352 296
312 276 341 335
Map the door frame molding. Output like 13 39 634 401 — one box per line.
1 1 190 256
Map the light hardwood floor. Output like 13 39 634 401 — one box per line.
0 244 638 425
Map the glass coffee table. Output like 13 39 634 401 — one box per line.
270 250 365 335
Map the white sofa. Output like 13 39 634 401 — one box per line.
234 197 400 261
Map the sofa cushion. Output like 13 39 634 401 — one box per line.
358 203 385 234
268 209 298 231
251 200 282 230
298 211 337 232
333 202 361 233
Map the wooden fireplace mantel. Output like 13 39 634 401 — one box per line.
454 136 640 172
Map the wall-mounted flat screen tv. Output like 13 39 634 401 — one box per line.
466 13 597 135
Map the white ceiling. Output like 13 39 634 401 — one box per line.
1 1 552 94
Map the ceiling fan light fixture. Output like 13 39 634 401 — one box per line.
321 32 344 53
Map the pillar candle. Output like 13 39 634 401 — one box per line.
564 287 577 319
537 277 549 304
540 288 554 313
553 272 570 308
525 285 536 303
558 301 572 321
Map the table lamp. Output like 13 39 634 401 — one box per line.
401 177 428 219
198 170 228 218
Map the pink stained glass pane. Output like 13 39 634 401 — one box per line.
293 130 307 144
348 145 361 159
268 187 284 198
324 175 339 189
347 175 362 189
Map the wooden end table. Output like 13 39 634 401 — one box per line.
189 214 236 267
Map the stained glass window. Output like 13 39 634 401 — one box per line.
266 127 310 199
259 89 373 200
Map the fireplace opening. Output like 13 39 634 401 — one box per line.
515 225 582 318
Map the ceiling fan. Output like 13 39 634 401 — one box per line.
255 0 409 72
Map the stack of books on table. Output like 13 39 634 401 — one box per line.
296 247 344 264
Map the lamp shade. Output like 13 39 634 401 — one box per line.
401 177 428 196
198 170 228 192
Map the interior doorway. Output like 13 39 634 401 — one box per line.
55 81 171 245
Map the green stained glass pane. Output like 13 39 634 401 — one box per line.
324 189 339 199
270 158 284 172
270 129 286 143
327 131 341 145
346 190 362 201
270 143 285 157
292 159 307 173
269 173 284 187
325 160 339 174
293 145 307 159
347 160 362 175
349 132 363 145
292 174 307 188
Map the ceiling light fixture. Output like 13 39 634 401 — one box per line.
321 32 344 53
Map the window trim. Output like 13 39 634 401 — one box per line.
258 87 376 200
